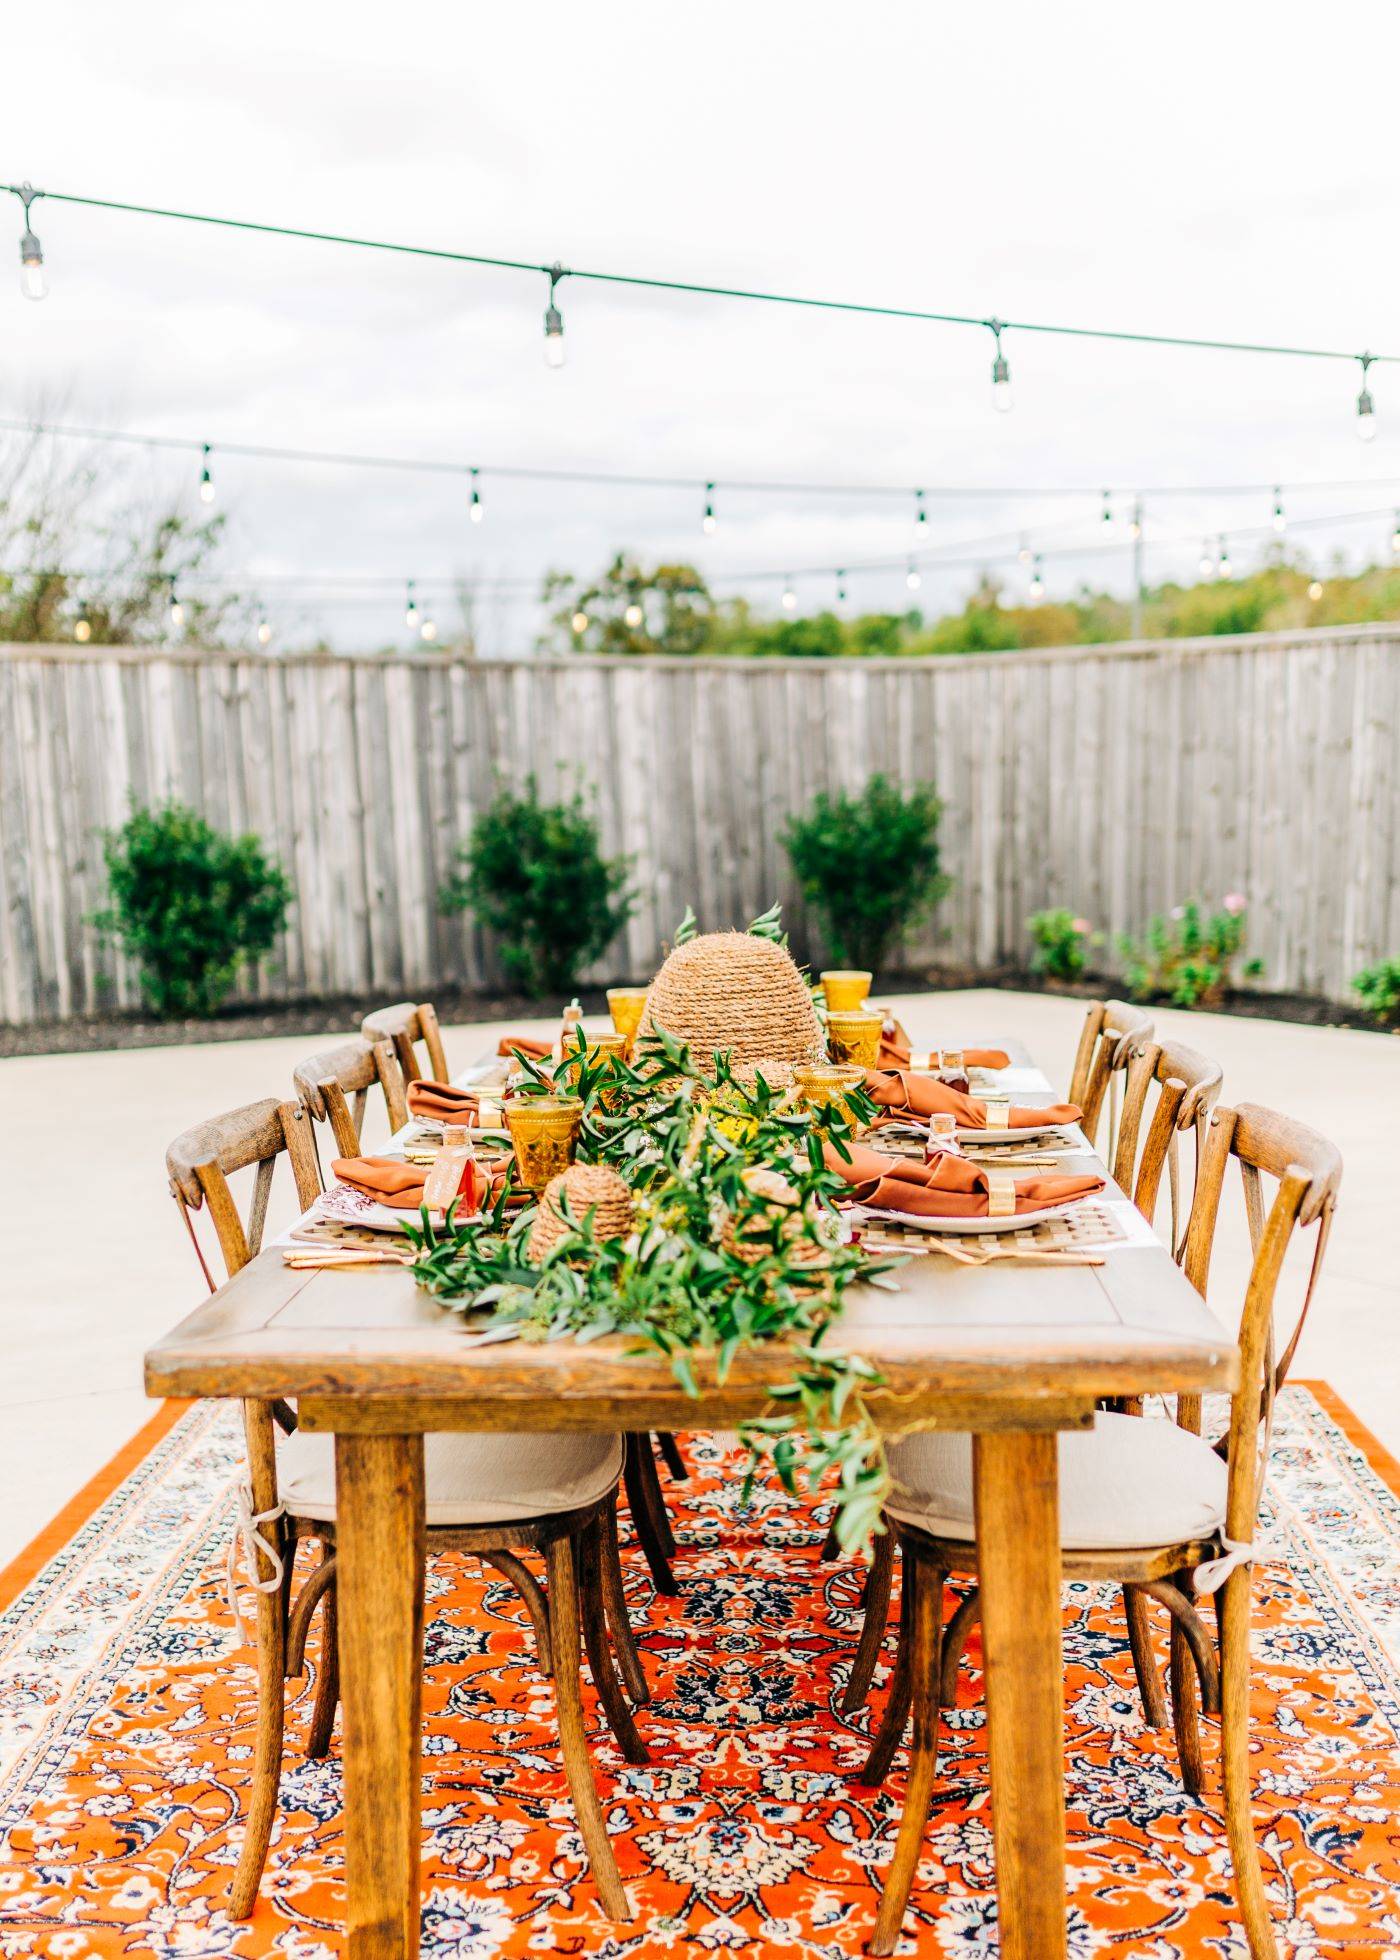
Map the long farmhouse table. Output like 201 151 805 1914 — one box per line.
144 1038 1237 1959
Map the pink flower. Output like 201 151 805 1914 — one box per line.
1223 892 1247 915
1071 918 1091 934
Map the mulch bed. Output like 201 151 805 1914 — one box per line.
2 970 1391 1060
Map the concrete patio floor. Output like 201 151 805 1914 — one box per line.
2 989 1395 1569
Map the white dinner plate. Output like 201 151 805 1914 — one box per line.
857 1199 1080 1235
955 1122 1075 1146
317 1186 485 1234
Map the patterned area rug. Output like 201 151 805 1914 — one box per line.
1 1385 1398 1958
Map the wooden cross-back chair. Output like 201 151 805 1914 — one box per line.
166 1096 651 1926
360 999 449 1087
1110 1034 1224 1255
1067 997 1155 1162
856 1100 1341 1959
292 1033 409 1175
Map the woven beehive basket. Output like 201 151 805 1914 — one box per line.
722 1168 834 1281
638 931 823 1076
527 1162 636 1265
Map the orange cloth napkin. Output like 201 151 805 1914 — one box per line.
406 1079 481 1124
865 1070 1081 1130
331 1154 487 1213
825 1140 1103 1218
877 1031 1011 1071
497 1034 553 1061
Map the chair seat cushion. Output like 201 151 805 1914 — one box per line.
887 1412 1228 1551
277 1429 623 1527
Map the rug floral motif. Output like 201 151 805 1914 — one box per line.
0 1386 1398 1957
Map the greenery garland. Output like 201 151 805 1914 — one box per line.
408 1019 900 1554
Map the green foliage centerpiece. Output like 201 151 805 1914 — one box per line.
408 912 896 1554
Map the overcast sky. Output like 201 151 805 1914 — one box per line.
9 1 1400 651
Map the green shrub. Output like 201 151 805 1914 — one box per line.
440 779 633 997
781 773 950 971
94 800 292 1017
1115 896 1262 1009
1028 908 1094 981
1352 957 1400 1025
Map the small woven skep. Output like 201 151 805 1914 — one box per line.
526 1162 635 1265
638 931 823 1076
722 1165 834 1282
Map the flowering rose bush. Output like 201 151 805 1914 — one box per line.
1116 894 1261 1008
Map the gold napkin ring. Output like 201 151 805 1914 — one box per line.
981 1094 1012 1129
986 1170 1017 1218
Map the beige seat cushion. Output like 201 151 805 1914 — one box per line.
887 1411 1228 1551
277 1429 623 1527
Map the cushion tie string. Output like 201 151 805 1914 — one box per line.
1193 1530 1271 1596
226 1481 286 1637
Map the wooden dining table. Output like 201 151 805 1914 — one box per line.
143 1039 1238 1960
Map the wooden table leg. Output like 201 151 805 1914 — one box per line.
336 1431 426 1960
973 1430 1065 1960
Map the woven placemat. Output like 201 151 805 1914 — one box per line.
863 1201 1129 1255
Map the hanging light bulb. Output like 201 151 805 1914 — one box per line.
781 579 796 612
257 619 272 646
1218 535 1232 579
1128 509 1142 542
1101 490 1114 530
1308 579 1324 601
915 489 928 535
199 444 215 505
168 577 184 629
624 600 644 628
571 609 589 635
405 580 419 629
988 318 1012 413
1199 541 1215 579
836 570 848 609
420 617 438 643
74 601 91 643
16 184 45 301
1017 537 1032 565
543 261 566 369
469 468 483 523
1356 353 1377 442
906 560 922 592
1029 555 1044 602
1272 488 1286 535
702 481 716 535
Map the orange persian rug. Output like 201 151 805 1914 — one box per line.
1 1383 1398 1957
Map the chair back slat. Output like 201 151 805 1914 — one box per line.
1111 1035 1224 1249
167 1097 321 1288
360 1001 449 1086
1176 1101 1341 1545
293 1035 408 1172
1068 999 1155 1153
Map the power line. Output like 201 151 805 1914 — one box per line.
7 181 1395 375
5 413 1400 511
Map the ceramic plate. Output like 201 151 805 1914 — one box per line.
857 1199 1080 1235
317 1186 485 1234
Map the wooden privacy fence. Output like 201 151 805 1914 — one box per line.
2 626 1399 1025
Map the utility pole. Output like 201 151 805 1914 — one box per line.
1130 497 1145 639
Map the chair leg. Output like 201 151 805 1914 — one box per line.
484 1550 554 1677
636 1436 677 1556
577 1521 649 1766
938 1585 979 1709
1124 1585 1170 1728
545 1534 633 1923
859 1547 925 1788
870 1545 942 1956
305 1579 339 1760
656 1431 687 1480
1218 1566 1279 1959
1169 1614 1206 1797
599 1496 650 1707
841 1528 895 1713
623 1436 679 1595
230 1552 288 1916
818 1520 842 1562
